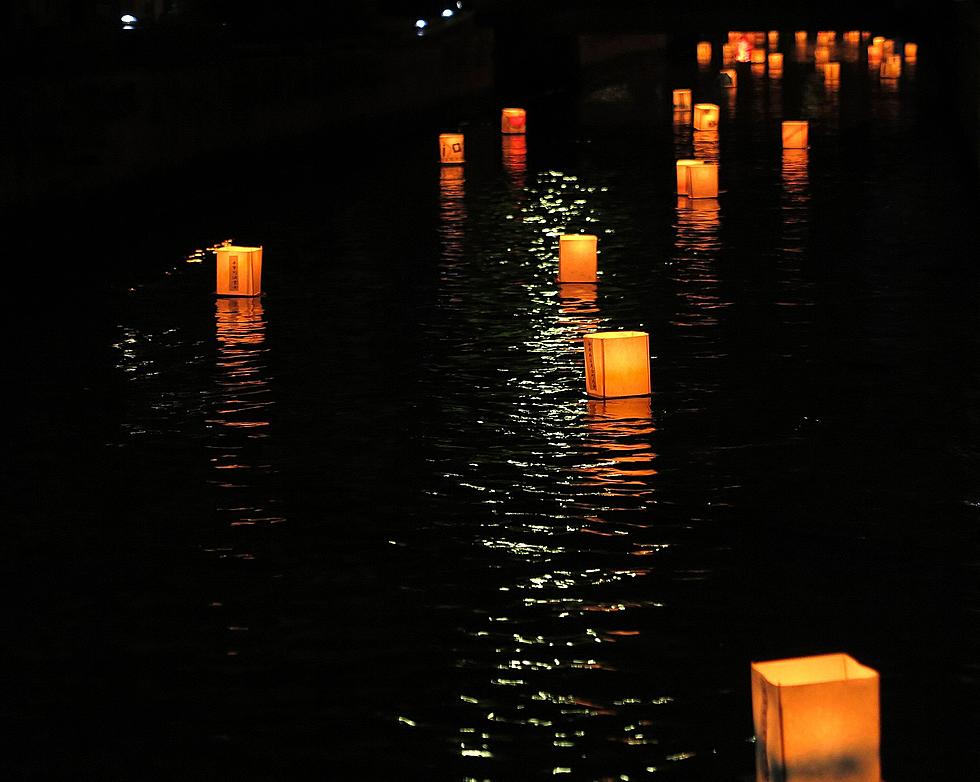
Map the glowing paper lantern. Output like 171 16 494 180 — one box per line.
672 88 692 108
904 42 918 61
751 653 881 782
880 54 902 79
883 39 895 55
844 30 860 45
750 47 766 65
824 61 841 82
720 68 737 88
815 46 830 65
795 31 807 44
782 120 809 149
768 52 784 71
722 43 736 64
215 246 262 297
867 44 883 65
816 30 836 45
558 234 598 284
500 108 526 134
753 32 766 46
728 31 742 45
685 162 718 198
693 103 720 131
439 132 464 164
584 331 651 399
872 36 885 48
697 41 712 63
676 159 705 194
768 30 779 47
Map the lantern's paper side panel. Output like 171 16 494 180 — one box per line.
603 334 650 398
752 665 786 782
780 678 881 782
251 248 263 296
584 337 605 397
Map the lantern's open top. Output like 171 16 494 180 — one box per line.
590 330 647 341
561 234 597 242
752 653 878 687
217 245 262 253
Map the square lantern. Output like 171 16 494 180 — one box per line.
768 53 784 72
795 31 807 44
720 68 737 88
673 88 693 108
215 246 262 297
501 108 526 134
844 30 861 45
782 121 809 149
439 132 465 164
882 39 895 56
750 47 767 65
697 41 712 63
751 653 881 782
880 55 902 79
685 163 719 199
904 42 917 61
584 331 651 399
558 234 598 284
872 36 885 48
693 103 720 131
767 30 779 47
675 159 705 195
722 43 736 64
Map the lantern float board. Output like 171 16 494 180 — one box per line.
215 246 263 297
439 133 465 164
558 234 598 283
500 108 526 134
686 163 719 199
782 121 809 148
720 68 737 88
676 160 705 194
750 47 766 65
880 54 902 78
693 103 720 131
583 331 651 399
697 41 712 63
904 42 917 61
751 653 881 782
672 88 693 108
768 53 784 71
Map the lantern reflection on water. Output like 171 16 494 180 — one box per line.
692 129 720 165
584 331 651 399
501 134 527 189
439 132 465 164
558 234 598 284
672 88 692 108
752 654 881 782
676 159 705 195
693 103 720 131
824 61 841 84
815 46 830 65
768 52 784 73
580 397 656 497
215 245 262 297
439 165 465 276
500 107 526 134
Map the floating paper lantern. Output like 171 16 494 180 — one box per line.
558 234 598 284
728 31 742 45
719 68 737 88
816 30 836 45
904 42 918 61
768 30 779 47
782 120 809 149
880 54 902 79
722 43 736 64
844 30 861 45
500 107 526 134
751 653 881 782
883 39 895 56
872 36 885 48
750 47 766 65
584 331 651 399
676 159 705 194
795 31 807 44
439 132 464 164
768 52 784 71
215 245 262 297
672 88 693 108
824 61 841 82
697 41 712 63
693 103 720 131
868 44 883 65
686 162 719 199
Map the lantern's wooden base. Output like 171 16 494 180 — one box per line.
556 277 597 285
586 391 651 400
216 292 263 298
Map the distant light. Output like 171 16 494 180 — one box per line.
120 13 138 24
415 18 427 28
456 1 463 7
441 8 454 17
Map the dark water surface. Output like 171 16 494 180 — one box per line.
8 33 980 780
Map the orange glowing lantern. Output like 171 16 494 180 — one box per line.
767 30 779 47
795 30 807 44
872 35 885 48
750 47 766 65
817 30 836 45
752 31 766 46
215 245 262 297
751 653 881 782
584 331 651 399
676 159 705 194
672 88 693 109
768 52 784 72
736 39 751 62
720 68 737 88
880 54 902 79
558 234 598 284
868 44 883 65
904 42 917 61
697 41 712 63
824 61 841 82
501 107 526 134
728 31 742 45
844 30 860 45
439 132 464 164
815 46 830 65
722 43 736 64
693 103 720 131
685 162 719 198
883 39 895 56
782 120 809 148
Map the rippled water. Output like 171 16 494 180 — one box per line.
10 33 980 780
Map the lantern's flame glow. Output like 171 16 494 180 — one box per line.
736 39 751 63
